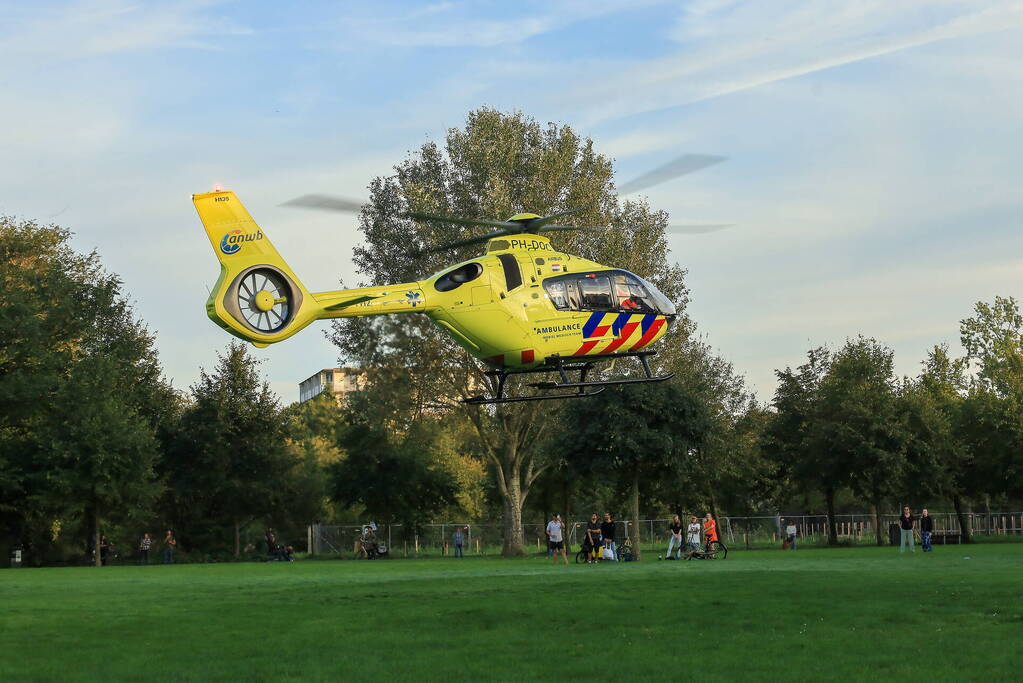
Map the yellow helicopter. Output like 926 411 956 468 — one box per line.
194 155 727 404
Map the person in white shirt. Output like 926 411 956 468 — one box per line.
685 517 702 555
546 513 568 565
785 521 798 550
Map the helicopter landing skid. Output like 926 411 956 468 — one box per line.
463 350 673 406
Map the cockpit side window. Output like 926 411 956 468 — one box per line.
543 272 612 312
612 273 656 313
543 270 676 314
578 275 615 311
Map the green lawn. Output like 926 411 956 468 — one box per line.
2 545 1021 682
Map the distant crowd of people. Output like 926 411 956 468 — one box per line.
536 512 723 565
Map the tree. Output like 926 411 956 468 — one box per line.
330 108 692 555
672 340 770 524
46 357 162 566
1 218 106 550
1 216 173 563
166 343 291 556
560 382 709 560
818 337 906 545
330 420 457 528
767 346 849 545
902 345 975 541
959 297 1023 502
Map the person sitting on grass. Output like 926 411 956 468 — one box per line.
546 514 568 565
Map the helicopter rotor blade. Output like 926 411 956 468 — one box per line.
666 224 733 234
418 228 517 254
407 211 518 231
537 224 609 233
280 194 366 213
618 154 726 196
528 208 584 229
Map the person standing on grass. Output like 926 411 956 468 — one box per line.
686 517 702 555
163 529 176 564
452 526 465 558
546 514 568 565
665 515 684 559
265 528 276 556
785 520 798 550
920 509 934 552
585 513 602 564
899 506 916 553
703 513 719 550
139 533 152 565
601 513 616 559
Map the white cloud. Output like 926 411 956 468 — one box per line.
562 0 1023 125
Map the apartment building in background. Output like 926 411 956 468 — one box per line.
298 367 366 403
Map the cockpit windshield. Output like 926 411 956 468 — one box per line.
543 270 676 315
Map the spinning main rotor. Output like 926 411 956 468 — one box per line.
280 153 731 249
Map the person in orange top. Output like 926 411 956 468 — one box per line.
703 513 719 550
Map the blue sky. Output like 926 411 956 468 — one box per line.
2 0 1022 402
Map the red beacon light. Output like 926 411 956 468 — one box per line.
213 184 223 193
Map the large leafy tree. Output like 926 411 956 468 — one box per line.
1 217 173 563
671 340 771 522
165 343 291 556
330 108 692 555
330 420 457 529
767 346 850 545
901 345 976 541
959 297 1023 502
819 337 907 545
560 382 709 560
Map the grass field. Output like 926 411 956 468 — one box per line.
2 545 1021 682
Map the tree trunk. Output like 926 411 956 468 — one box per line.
872 500 884 546
629 468 641 561
502 486 525 556
94 514 102 568
953 493 972 543
824 487 839 546
984 494 992 536
234 519 241 558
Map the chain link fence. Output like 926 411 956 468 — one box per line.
308 511 1023 557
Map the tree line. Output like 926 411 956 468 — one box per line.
4 109 1021 564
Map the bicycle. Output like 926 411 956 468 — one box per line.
685 539 728 560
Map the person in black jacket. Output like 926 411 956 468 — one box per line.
920 509 934 552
